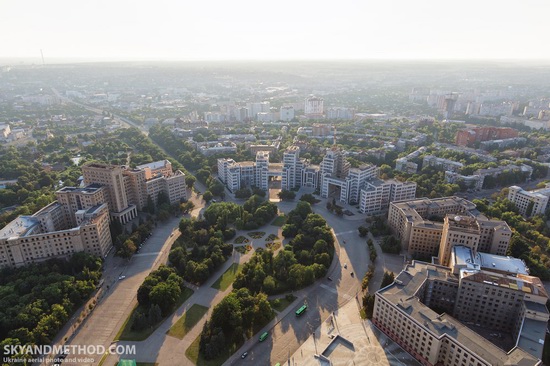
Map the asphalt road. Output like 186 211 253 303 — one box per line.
227 198 385 366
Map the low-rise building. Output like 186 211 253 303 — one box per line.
197 141 237 156
445 171 484 190
422 155 463 172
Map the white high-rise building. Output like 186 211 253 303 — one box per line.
304 96 324 118
508 185 550 217
280 106 295 121
255 151 270 191
359 179 417 215
282 146 302 190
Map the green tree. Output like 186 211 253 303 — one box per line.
185 175 196 188
203 191 213 202
278 189 296 201
380 271 395 289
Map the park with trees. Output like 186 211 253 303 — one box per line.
0 253 103 355
198 288 274 360
233 201 334 294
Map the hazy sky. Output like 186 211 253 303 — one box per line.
1 0 550 61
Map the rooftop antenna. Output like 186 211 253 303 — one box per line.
40 49 45 66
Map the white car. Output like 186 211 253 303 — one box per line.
118 275 126 280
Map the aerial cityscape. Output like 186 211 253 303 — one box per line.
2 1 550 366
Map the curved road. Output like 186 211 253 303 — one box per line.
227 200 374 366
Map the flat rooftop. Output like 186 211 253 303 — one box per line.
0 216 40 239
136 160 169 171
378 261 542 366
453 246 529 275
57 184 103 194
517 317 547 360
477 252 529 275
460 270 548 298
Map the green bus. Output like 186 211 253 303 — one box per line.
259 332 269 342
295 304 308 317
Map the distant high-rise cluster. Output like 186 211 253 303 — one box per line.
219 146 416 215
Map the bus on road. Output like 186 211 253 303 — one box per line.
295 304 307 317
259 332 269 342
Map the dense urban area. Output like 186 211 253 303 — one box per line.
2 61 550 366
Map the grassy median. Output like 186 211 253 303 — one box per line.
115 288 194 341
167 304 209 339
210 263 242 291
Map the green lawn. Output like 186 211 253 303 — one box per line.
115 288 194 341
211 263 242 291
271 215 286 227
269 295 297 312
167 304 209 339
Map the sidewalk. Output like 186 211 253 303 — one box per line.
105 248 253 365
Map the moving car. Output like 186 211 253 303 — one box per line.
241 352 248 359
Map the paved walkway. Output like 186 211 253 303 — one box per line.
284 299 420 366
104 248 252 365
57 216 183 366
105 217 285 365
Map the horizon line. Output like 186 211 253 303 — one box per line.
2 56 550 66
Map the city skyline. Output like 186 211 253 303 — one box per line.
2 0 550 62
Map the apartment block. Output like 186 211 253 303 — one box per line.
422 155 463 172
359 179 417 215
508 185 550 217
456 126 519 147
304 96 324 118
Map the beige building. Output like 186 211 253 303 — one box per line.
55 184 107 227
438 215 481 267
388 197 511 261
83 160 186 220
373 261 548 366
82 162 137 224
124 160 187 209
0 202 112 268
388 197 476 255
